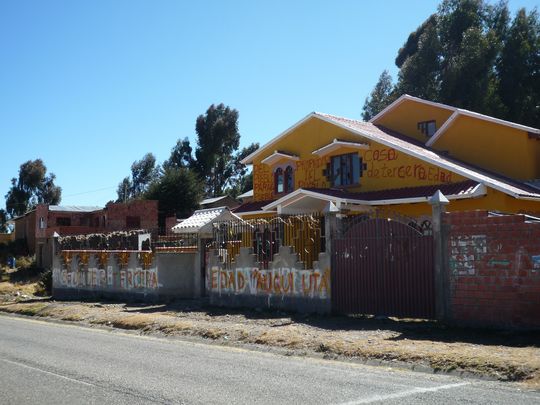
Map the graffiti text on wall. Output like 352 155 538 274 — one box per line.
53 266 159 290
361 149 452 182
208 266 330 298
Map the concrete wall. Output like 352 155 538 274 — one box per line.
52 250 200 302
36 237 54 269
207 246 331 314
444 210 540 329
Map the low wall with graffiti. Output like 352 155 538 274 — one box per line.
444 211 540 328
52 249 200 301
207 246 331 313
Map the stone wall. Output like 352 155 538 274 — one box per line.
206 246 331 314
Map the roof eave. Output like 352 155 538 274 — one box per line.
240 112 318 164
369 94 456 124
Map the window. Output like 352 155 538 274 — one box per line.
39 217 46 229
126 216 141 229
327 153 362 187
275 168 284 193
418 120 436 137
274 166 294 194
285 166 294 192
56 217 71 226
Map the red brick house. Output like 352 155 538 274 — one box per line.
13 200 158 268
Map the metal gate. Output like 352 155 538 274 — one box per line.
331 213 435 319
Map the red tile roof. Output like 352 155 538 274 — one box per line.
305 180 480 201
233 199 276 214
315 113 540 199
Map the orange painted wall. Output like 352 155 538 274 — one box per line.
431 115 540 180
253 117 463 201
378 187 540 218
373 100 454 142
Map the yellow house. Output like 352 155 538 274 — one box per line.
234 95 540 219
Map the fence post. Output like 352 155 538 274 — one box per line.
428 190 449 321
323 202 340 255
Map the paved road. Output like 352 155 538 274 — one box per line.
0 315 538 404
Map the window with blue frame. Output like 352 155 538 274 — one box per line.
329 153 362 187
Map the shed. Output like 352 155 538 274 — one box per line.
171 207 242 237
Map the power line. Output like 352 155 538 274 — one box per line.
63 186 117 198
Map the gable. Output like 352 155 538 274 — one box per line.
251 117 363 165
251 115 465 201
431 115 540 180
371 97 454 143
252 117 365 200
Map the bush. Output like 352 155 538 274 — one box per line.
8 258 41 283
36 270 52 296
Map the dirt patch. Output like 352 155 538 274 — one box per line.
0 299 539 388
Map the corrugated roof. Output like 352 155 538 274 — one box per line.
237 189 254 199
200 196 228 205
48 205 102 212
172 206 241 234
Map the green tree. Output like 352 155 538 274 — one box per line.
363 0 540 127
116 177 132 203
144 168 203 226
5 159 61 217
163 137 194 170
0 209 8 233
193 104 241 196
499 8 540 127
116 153 160 201
225 142 259 198
395 20 441 101
362 70 395 120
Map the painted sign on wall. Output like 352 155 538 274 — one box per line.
53 266 159 290
252 144 457 202
207 266 330 299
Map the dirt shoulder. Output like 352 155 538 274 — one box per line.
0 297 539 389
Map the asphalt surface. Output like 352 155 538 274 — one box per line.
0 315 538 404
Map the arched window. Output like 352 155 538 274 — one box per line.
274 166 295 194
285 166 294 192
274 168 284 193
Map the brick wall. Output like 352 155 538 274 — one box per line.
105 200 158 231
165 216 178 233
444 210 540 328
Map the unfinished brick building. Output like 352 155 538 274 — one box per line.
13 200 158 268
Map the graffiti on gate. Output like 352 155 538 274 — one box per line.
208 266 330 298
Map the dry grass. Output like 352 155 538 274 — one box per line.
0 302 48 316
108 314 159 330
0 281 38 296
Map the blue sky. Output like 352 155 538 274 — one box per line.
1 0 537 209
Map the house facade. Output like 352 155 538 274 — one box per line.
234 95 540 219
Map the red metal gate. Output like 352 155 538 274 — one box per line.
332 215 435 319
